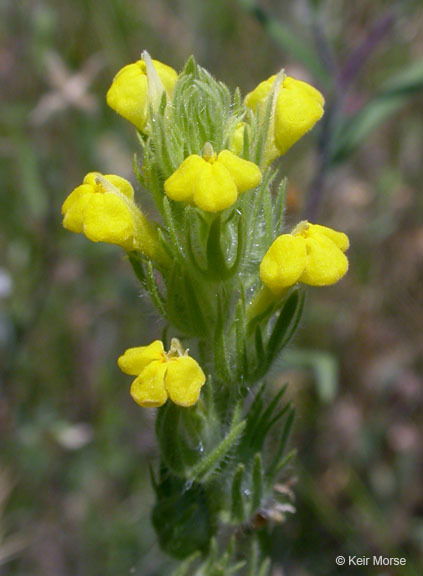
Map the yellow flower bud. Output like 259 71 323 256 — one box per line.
106 57 178 131
245 74 324 156
62 172 169 265
260 221 349 295
230 122 246 155
164 146 262 213
118 339 206 408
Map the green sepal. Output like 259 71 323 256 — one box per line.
156 403 199 476
180 55 197 77
185 207 211 272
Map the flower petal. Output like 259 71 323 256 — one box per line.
130 361 168 408
83 193 134 247
104 174 134 200
165 356 206 407
62 184 92 215
106 59 177 132
244 75 276 112
62 185 92 233
164 155 204 203
152 59 178 95
260 234 307 294
106 62 149 131
118 340 165 375
193 162 237 212
217 150 262 194
306 224 349 252
274 77 324 155
300 235 348 286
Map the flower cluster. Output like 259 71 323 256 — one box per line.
62 53 349 411
118 339 205 407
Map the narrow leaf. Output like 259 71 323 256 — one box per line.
188 420 246 482
251 453 263 513
267 408 295 480
258 557 271 576
172 551 201 576
231 464 245 522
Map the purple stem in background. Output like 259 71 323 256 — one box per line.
336 10 395 92
304 9 396 220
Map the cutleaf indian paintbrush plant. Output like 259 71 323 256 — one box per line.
61 51 349 574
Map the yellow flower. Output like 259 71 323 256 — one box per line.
62 172 168 264
106 54 178 131
260 221 349 294
245 74 324 156
118 339 206 408
164 144 262 212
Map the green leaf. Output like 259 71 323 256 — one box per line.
263 290 305 374
231 464 245 522
254 324 265 371
253 384 289 444
234 290 249 382
162 197 185 261
188 419 246 482
251 453 263 513
274 177 287 235
127 251 146 286
144 260 167 316
277 348 338 402
267 408 295 480
258 557 271 576
274 448 297 475
213 295 233 382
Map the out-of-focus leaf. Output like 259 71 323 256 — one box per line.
331 58 423 163
276 348 339 403
237 0 330 85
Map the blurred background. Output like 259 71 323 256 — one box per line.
1 0 422 574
